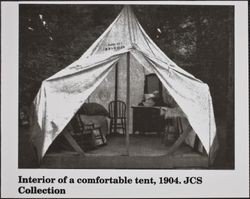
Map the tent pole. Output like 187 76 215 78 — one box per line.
114 62 118 134
126 52 130 156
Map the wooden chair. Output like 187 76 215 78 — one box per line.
108 100 126 134
163 117 183 146
70 113 106 151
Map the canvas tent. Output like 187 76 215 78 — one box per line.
31 6 218 162
87 53 146 133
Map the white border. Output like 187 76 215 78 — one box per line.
1 1 249 198
17 1 241 5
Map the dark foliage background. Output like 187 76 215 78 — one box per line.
19 5 234 168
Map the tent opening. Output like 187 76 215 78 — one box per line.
46 51 206 160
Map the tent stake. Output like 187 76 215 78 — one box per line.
126 52 130 156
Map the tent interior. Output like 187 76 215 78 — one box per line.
44 52 207 167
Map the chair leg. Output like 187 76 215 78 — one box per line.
110 119 113 134
109 118 127 135
98 127 106 144
163 121 170 145
123 119 126 135
121 119 125 135
176 117 183 136
89 130 97 149
178 117 183 134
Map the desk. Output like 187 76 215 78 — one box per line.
132 106 203 154
131 106 165 134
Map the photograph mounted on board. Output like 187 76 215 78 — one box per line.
19 4 234 169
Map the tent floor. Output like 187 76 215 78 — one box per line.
41 134 208 169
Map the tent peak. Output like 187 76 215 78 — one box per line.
122 5 132 9
121 5 135 15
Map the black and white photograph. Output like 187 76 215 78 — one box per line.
18 3 234 169
1 1 249 198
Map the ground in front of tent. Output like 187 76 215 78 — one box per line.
42 134 208 169
19 119 229 169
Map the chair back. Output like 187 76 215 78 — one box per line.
109 100 126 118
70 114 84 134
